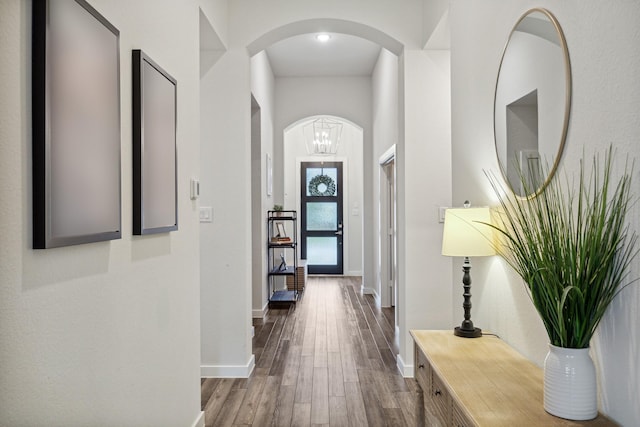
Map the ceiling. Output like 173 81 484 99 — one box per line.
265 32 382 78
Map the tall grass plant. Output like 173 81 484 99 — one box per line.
485 147 637 348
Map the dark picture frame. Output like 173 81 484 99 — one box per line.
32 0 122 249
132 50 178 235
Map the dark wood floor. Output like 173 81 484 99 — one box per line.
201 276 422 426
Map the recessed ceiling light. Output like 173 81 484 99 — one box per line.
316 34 331 42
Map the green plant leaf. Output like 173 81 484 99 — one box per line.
485 146 637 348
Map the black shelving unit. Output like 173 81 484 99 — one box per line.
267 210 299 306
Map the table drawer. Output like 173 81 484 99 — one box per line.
415 344 430 392
431 369 452 425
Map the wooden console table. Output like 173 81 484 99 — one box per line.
410 330 617 426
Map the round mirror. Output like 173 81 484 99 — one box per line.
494 8 571 197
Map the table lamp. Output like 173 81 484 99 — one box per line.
442 203 495 338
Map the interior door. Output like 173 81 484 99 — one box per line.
300 161 343 275
384 161 397 307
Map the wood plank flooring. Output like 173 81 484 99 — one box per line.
201 276 422 426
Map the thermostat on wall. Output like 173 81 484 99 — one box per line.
190 178 200 200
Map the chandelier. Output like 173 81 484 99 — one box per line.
303 118 342 156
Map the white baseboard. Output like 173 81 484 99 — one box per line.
361 286 378 299
252 302 268 319
346 270 363 276
201 354 255 378
397 353 414 378
191 411 205 427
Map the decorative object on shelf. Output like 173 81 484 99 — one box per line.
273 204 284 216
278 253 287 271
494 8 571 198
32 0 121 248
132 49 178 235
485 147 637 420
275 222 287 238
303 117 343 156
308 173 336 197
441 202 495 338
273 222 291 243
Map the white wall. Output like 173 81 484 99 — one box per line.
0 1 205 425
250 52 276 318
372 48 399 305
283 119 364 277
422 0 449 48
229 0 424 53
199 0 229 49
275 76 372 284
199 47 254 378
450 1 640 425
396 49 453 375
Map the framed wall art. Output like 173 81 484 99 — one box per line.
32 0 122 249
132 49 178 235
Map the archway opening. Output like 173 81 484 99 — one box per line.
283 116 364 278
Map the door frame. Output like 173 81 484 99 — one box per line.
379 145 397 314
295 157 349 275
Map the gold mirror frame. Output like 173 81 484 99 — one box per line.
493 8 572 198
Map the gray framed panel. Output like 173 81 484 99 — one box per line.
32 0 122 248
132 50 178 235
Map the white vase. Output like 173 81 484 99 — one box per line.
543 344 597 420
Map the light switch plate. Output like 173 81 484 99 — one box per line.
199 207 213 223
438 207 447 223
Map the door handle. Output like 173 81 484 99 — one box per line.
335 230 343 236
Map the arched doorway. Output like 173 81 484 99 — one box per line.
282 116 364 277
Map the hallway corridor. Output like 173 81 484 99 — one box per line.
201 277 421 426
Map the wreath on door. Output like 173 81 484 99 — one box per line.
308 174 336 196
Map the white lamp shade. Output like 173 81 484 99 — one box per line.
442 207 496 257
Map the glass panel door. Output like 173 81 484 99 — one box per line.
301 162 343 274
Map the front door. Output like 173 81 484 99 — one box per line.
300 161 343 274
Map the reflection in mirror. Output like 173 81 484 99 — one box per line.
494 8 571 197
507 90 539 194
